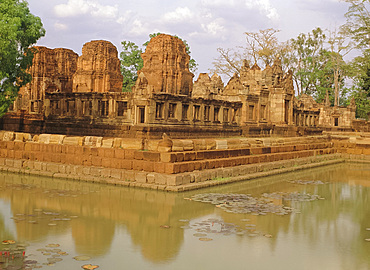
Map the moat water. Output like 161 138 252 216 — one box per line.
0 163 369 270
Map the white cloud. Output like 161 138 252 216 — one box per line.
201 0 279 21
163 7 194 23
245 0 279 20
54 0 118 19
201 19 225 36
129 19 149 36
54 22 68 31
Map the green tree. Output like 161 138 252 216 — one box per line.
120 41 143 92
290 27 328 97
343 0 370 49
210 28 285 79
0 0 45 117
120 33 198 92
347 49 370 119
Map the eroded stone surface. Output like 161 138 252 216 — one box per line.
135 34 194 96
73 40 123 93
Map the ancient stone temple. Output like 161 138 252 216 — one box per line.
72 40 123 93
135 34 194 96
1 34 359 138
14 46 78 114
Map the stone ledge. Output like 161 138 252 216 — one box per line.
0 153 346 192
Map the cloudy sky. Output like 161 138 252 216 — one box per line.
27 0 350 77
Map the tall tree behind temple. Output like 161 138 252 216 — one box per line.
0 0 45 117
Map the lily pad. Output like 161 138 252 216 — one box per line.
73 255 91 261
193 233 207 237
46 244 60 248
199 238 213 241
82 264 99 270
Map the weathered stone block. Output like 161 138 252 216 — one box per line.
166 175 183 186
153 162 165 173
154 173 166 185
121 138 143 150
90 167 102 177
184 152 196 161
146 140 160 151
121 160 133 170
135 172 148 183
193 139 207 151
84 136 103 147
114 149 125 159
215 140 228 150
47 163 59 173
3 132 15 142
160 153 176 163
101 138 113 148
50 135 65 144
13 159 23 169
39 134 51 144
143 151 160 162
181 140 194 151
63 136 83 146
172 140 184 152
147 173 156 184
110 169 122 179
124 149 135 160
157 139 172 152
91 156 102 166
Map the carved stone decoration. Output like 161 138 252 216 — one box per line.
73 40 123 93
223 73 244 96
135 34 194 97
17 46 78 112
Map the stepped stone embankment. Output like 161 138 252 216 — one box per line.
0 130 369 191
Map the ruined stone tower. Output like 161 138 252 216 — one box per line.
72 40 123 93
134 34 194 96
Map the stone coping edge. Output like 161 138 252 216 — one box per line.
0 154 354 192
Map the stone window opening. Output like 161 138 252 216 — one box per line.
214 107 220 122
223 108 229 123
232 109 238 123
248 105 255 120
182 104 189 120
334 117 339 127
260 105 266 120
284 100 289 123
66 101 70 114
204 106 210 121
193 105 200 121
156 102 164 119
168 103 177 119
138 106 145 123
99 100 109 117
85 101 92 116
117 101 128 117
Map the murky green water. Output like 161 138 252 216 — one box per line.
0 163 369 270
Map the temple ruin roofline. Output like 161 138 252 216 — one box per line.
1 33 364 139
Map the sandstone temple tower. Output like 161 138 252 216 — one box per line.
134 34 194 96
72 40 123 93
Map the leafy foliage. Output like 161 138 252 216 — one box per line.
120 41 143 92
343 0 370 49
0 0 45 117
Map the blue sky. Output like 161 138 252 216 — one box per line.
27 0 350 77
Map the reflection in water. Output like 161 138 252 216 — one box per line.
0 163 368 269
